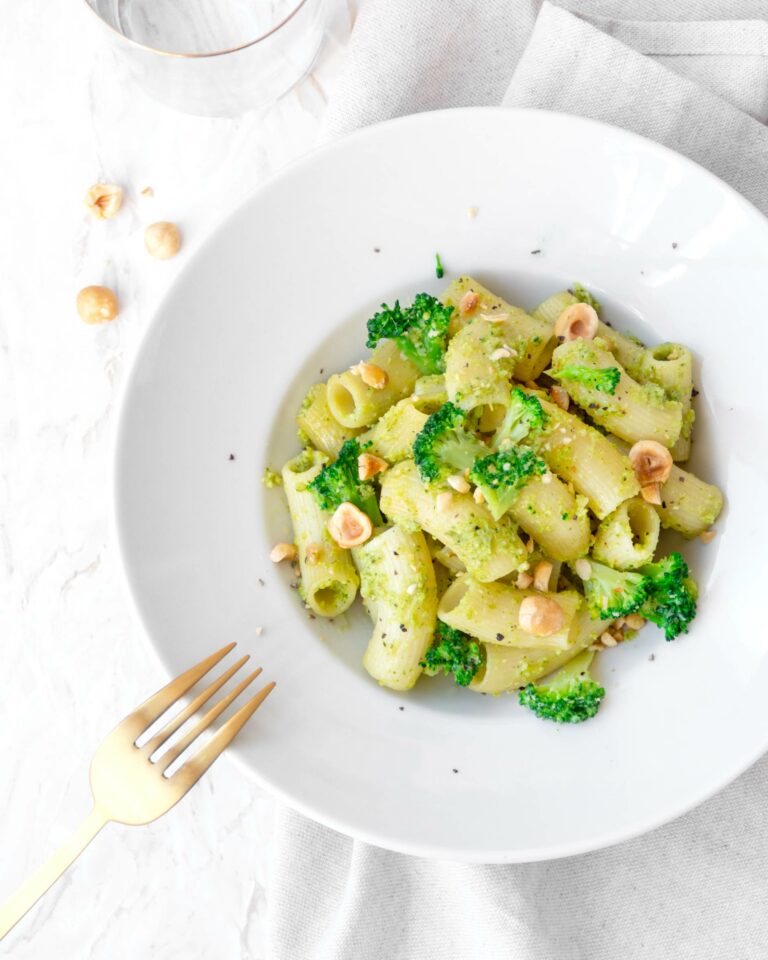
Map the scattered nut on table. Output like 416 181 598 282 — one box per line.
76 285 118 324
84 183 123 220
144 221 182 259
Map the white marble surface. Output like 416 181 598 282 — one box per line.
0 3 352 956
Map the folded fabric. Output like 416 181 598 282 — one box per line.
268 4 768 958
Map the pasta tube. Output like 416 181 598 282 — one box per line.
359 398 428 462
506 474 591 562
550 338 683 448
379 460 527 581
469 608 613 694
297 383 362 457
326 340 419 428
438 577 582 651
354 525 438 690
441 276 554 380
281 451 359 617
525 393 640 519
592 497 660 569
655 464 724 537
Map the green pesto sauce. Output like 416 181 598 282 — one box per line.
262 467 283 488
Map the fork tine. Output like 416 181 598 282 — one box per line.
172 682 276 791
142 654 250 757
158 668 263 771
127 642 237 739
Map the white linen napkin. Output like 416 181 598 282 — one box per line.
268 5 768 957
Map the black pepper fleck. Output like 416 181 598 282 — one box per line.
399 624 407 632
530 249 541 255
228 453 235 461
373 247 381 253
672 242 678 249
258 578 265 586
692 387 699 397
496 632 504 642
398 706 404 711
661 501 667 508
452 768 458 774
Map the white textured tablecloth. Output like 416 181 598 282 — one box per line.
268 3 768 958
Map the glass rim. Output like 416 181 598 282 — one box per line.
82 0 314 59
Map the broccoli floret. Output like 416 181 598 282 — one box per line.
578 558 648 620
366 293 453 375
469 446 546 520
493 387 549 449
421 621 483 686
639 552 697 640
307 439 383 524
519 649 605 723
552 364 620 395
413 401 487 484
571 283 601 313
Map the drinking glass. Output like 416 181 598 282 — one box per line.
83 0 326 116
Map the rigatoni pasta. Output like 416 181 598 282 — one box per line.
270 276 723 721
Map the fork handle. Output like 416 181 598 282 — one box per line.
0 806 109 941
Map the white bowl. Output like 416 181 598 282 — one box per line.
114 108 768 863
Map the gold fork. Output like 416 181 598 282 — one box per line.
0 642 274 941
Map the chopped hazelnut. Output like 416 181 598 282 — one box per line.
459 291 479 315
358 452 388 480
532 560 553 592
446 474 470 493
629 440 673 486
518 596 566 637
84 183 123 220
270 542 297 563
554 302 599 341
699 529 716 544
640 483 662 505
436 491 454 513
574 558 592 580
516 572 534 589
327 502 373 548
550 385 570 411
351 361 388 390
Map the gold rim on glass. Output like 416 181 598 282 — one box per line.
81 0 313 59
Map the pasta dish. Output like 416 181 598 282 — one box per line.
270 277 723 723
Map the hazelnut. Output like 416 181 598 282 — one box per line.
270 542 297 563
532 560 553 592
554 302 599 341
700 529 716 544
328 502 373 548
550 385 570 411
84 183 123 220
436 491 454 513
144 221 181 260
640 483 662 506
76 285 118 324
516 572 534 589
624 613 647 630
446 474 470 493
472 486 485 504
574 558 592 580
459 291 479 315
518 596 566 638
304 542 324 565
358 452 388 481
350 361 388 390
629 439 673 486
